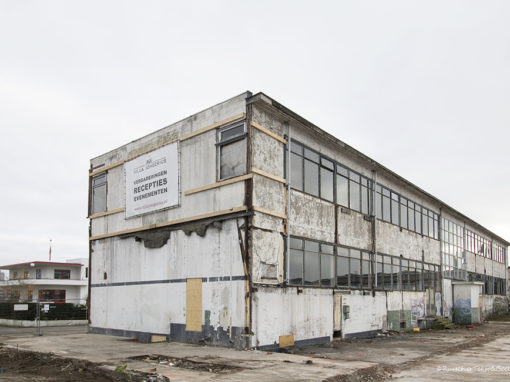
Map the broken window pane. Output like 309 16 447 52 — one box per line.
220 139 246 179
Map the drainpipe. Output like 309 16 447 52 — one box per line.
371 170 377 296
285 122 291 284
438 208 443 316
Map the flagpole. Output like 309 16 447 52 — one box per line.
49 239 52 261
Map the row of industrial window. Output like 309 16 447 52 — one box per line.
467 273 506 296
440 217 506 264
288 237 441 291
466 230 506 263
375 185 439 239
289 140 439 240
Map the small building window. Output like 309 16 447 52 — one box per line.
218 123 247 180
54 269 71 279
39 289 66 303
91 173 107 215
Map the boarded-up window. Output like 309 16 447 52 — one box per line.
186 278 202 332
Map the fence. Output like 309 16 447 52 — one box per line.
0 298 88 335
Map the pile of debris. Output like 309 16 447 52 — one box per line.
431 316 457 330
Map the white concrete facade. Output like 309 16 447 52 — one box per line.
0 259 88 304
88 92 509 348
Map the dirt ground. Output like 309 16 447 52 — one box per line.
1 314 510 382
0 347 167 382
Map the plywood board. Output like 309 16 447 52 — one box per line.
186 278 203 332
279 334 295 348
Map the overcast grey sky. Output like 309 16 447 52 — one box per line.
0 0 509 266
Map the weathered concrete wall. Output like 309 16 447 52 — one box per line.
342 291 387 337
337 210 371 250
452 283 482 324
90 93 248 239
289 191 335 243
443 279 453 319
481 295 509 319
252 287 332 348
386 291 427 331
90 219 247 346
252 175 286 217
376 221 440 264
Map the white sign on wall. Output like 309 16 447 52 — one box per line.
125 143 179 218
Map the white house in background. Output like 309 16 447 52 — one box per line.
0 258 88 304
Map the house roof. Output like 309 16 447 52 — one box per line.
0 261 84 270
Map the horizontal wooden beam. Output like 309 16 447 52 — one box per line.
180 113 246 142
251 168 287 184
89 206 248 241
252 206 287 220
250 121 287 144
89 161 125 177
184 174 253 196
89 208 125 219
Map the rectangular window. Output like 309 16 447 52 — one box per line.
304 159 319 196
39 289 66 303
289 238 303 285
382 192 391 222
304 241 319 285
422 208 429 236
361 251 371 288
36 268 41 279
337 246 349 287
91 173 107 215
384 255 392 289
360 179 370 215
336 172 349 207
400 197 408 229
375 187 382 219
408 202 415 231
350 249 361 288
393 258 401 290
218 123 247 180
320 166 334 202
290 152 303 191
54 269 71 279
391 192 399 225
415 205 422 234
321 253 335 286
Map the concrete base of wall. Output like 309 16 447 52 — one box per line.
343 329 382 339
0 319 88 327
257 336 331 351
169 323 249 349
89 326 168 343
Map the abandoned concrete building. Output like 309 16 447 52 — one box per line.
88 91 508 348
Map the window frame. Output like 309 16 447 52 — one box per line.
217 122 248 181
